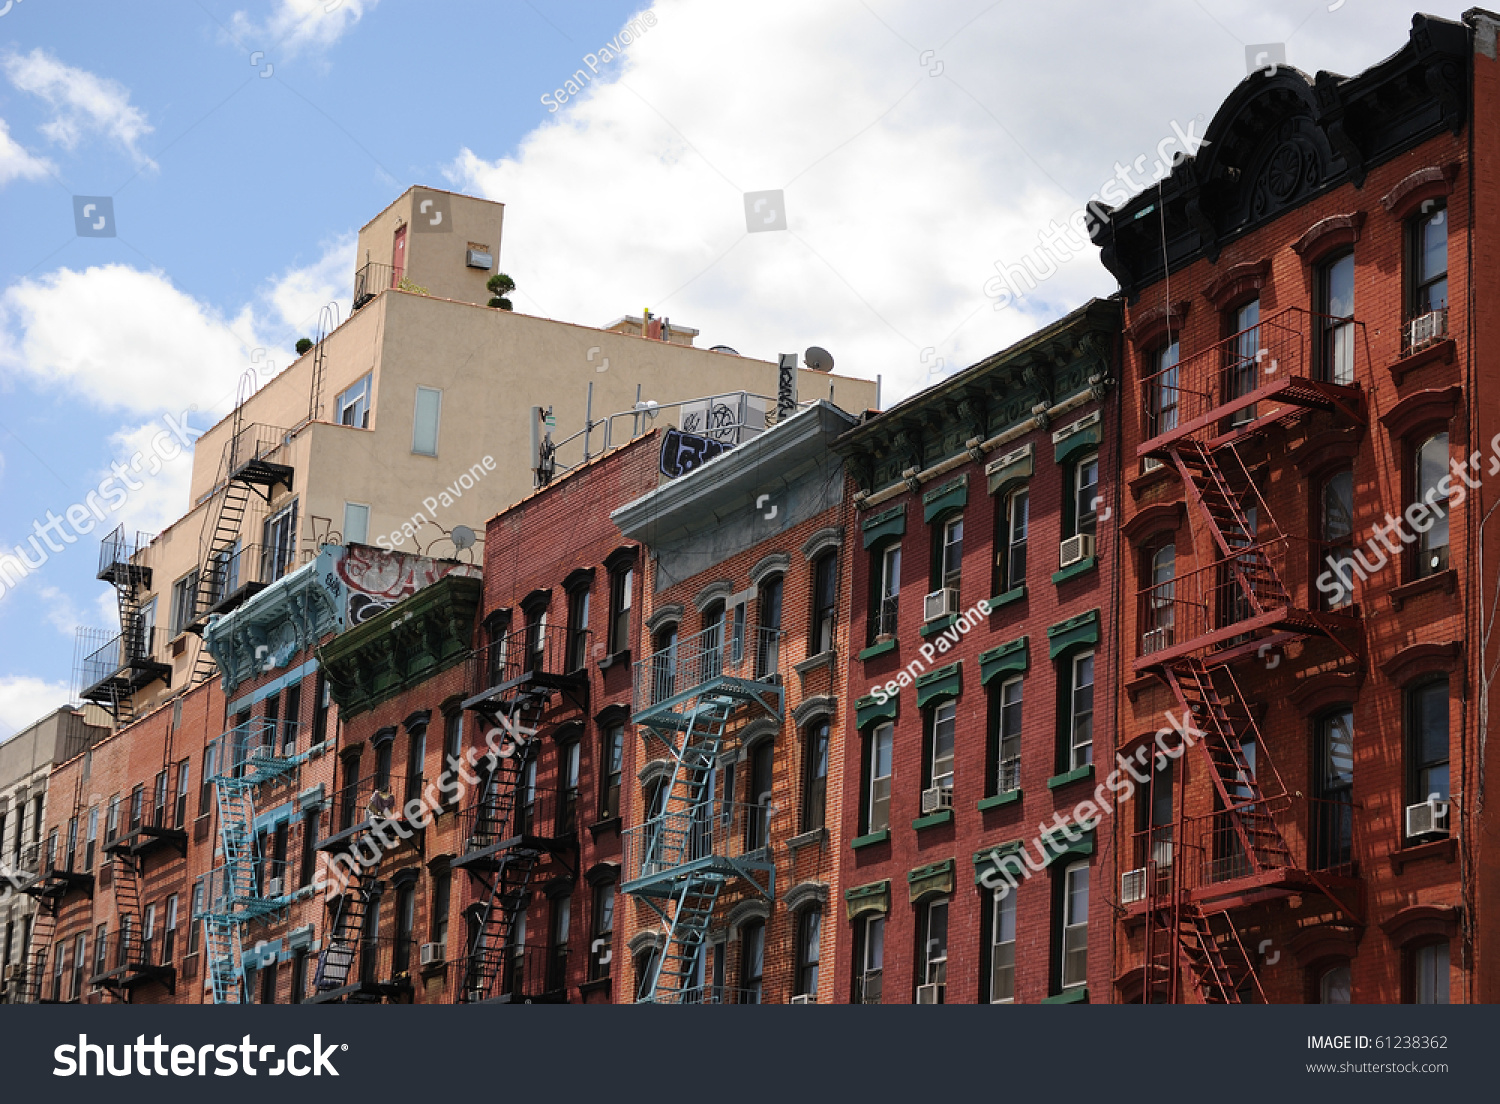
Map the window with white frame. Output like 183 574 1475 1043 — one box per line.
335 375 371 429
1068 651 1095 769
864 722 893 834
1002 488 1028 591
1072 455 1100 539
856 914 884 1004
412 386 442 456
917 898 948 1002
936 514 963 594
928 701 956 793
343 502 370 546
995 676 1022 794
1060 861 1089 989
990 890 1016 1003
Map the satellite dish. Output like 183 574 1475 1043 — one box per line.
451 525 476 551
804 346 835 373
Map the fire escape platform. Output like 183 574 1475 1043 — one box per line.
24 869 93 900
228 456 294 494
187 581 269 635
1137 378 1366 461
1189 866 1364 916
623 853 773 899
1133 608 1363 675
450 834 570 873
632 676 785 729
79 658 172 707
309 977 409 1005
90 962 177 997
107 826 188 861
316 813 423 855
96 561 152 589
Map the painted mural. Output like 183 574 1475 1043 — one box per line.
316 544 482 629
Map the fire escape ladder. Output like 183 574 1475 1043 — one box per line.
1178 905 1265 1004
191 477 253 686
112 851 144 936
21 901 58 1003
203 776 258 1003
462 850 541 1002
314 870 380 996
1163 660 1291 873
648 878 726 1002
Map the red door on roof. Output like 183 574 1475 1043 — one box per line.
392 224 407 287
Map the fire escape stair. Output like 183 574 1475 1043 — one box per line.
20 902 57 1004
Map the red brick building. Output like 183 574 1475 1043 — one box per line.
832 300 1121 1003
1094 11 1496 1003
611 401 858 1003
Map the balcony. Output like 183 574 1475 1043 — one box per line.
311 935 412 1004
622 799 773 898
466 944 569 1005
1133 537 1361 673
466 624 590 718
195 858 294 925
105 773 188 861
22 846 94 901
96 525 153 589
352 261 398 310
631 624 784 723
1139 307 1366 458
318 770 424 855
207 718 305 787
224 423 294 491
75 626 171 708
89 930 177 996
451 782 576 872
640 984 764 1006
190 543 284 629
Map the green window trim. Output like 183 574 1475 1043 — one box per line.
972 840 1024 885
1052 557 1098 585
912 808 954 831
1053 412 1102 466
907 857 956 903
979 636 1028 685
986 443 1034 496
855 692 898 729
977 790 1022 812
861 504 906 549
1047 763 1094 790
1042 988 1089 1004
915 661 962 708
919 615 957 637
922 475 968 523
986 585 1026 609
1047 608 1100 659
1041 827 1096 867
858 638 897 661
851 829 891 851
844 879 890 921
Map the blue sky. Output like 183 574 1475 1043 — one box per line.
0 0 1476 734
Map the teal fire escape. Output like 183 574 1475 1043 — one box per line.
623 623 782 1003
198 718 301 1004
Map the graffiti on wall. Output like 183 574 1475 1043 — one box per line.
660 427 730 479
317 545 482 628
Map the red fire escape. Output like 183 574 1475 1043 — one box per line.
1131 307 1367 1003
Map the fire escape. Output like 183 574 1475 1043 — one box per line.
79 527 170 726
1131 307 1367 1003
622 622 781 1004
18 781 93 1003
198 718 301 1004
452 623 586 1003
189 415 294 686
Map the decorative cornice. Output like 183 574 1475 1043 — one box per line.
1379 385 1462 439
1291 211 1366 261
1202 259 1271 311
1381 162 1462 219
1380 640 1461 686
1120 501 1186 545
748 552 790 587
203 558 342 696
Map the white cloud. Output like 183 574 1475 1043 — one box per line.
2 48 154 169
103 420 196 539
231 0 376 57
265 232 356 336
0 116 54 186
35 585 85 637
0 675 72 741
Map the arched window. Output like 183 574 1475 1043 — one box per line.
801 718 830 832
1142 542 1175 653
755 575 783 678
1317 250 1355 384
739 919 765 1004
1318 962 1352 1004
793 908 821 999
650 622 678 704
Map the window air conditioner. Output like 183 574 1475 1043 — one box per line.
1059 534 1095 569
420 943 445 967
1121 868 1147 905
788 993 814 1005
1141 627 1170 655
264 877 284 898
916 983 943 1005
250 746 275 761
1408 310 1447 351
921 786 954 816
1405 799 1449 839
923 588 959 622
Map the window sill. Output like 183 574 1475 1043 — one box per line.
851 829 890 850
1047 764 1095 790
1052 557 1097 585
986 585 1026 610
911 808 954 831
920 615 957 638
578 977 613 999
597 649 630 670
978 790 1021 812
859 638 897 661
795 650 837 676
588 816 622 841
1042 987 1089 1004
1128 463 1177 499
788 826 828 853
1388 336 1456 385
1389 569 1457 611
1389 834 1456 874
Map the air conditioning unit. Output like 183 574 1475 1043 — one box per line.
1059 533 1096 569
264 877 283 898
788 993 815 1005
921 786 954 815
1141 627 1170 655
1121 868 1147 905
1405 799 1450 839
249 746 275 761
419 943 445 967
679 394 768 446
923 587 959 622
3 963 23 982
1408 309 1448 351
915 982 942 1005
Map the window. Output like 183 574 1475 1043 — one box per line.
169 570 199 636
547 895 571 993
163 894 178 964
740 919 765 1004
394 883 416 974
313 673 331 746
1313 708 1354 870
589 883 614 981
1147 340 1180 440
199 745 216 816
701 602 726 681
1000 488 1028 592
208 542 240 606
51 937 64 1001
45 827 57 871
802 719 830 832
412 386 442 455
263 501 299 581
1408 679 1450 806
755 575 783 679
335 374 371 429
94 924 109 978
431 870 451 948
290 950 308 1005
989 890 1017 1003
1318 251 1355 384
872 543 901 641
559 739 580 835
746 740 773 852
174 760 189 827
1060 861 1089 990
71 933 86 1001
1414 433 1450 578
259 958 279 1004
794 909 821 998
405 725 426 806
1227 298 1261 423
1071 455 1100 539
143 903 157 961
600 722 624 821
810 552 837 654
634 945 660 1002
855 915 884 1004
84 806 98 870
1320 470 1355 609
566 584 591 673
153 768 170 828
342 502 370 546
935 514 963 594
608 562 634 655
992 676 1022 794
863 722 893 834
927 701 956 793
64 816 76 870
1067 651 1095 769
916 898 948 1002
188 882 204 955
1411 942 1450 1004
1410 205 1448 318
136 597 157 657
1318 963 1351 1004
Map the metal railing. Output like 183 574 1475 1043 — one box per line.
207 718 304 782
476 623 590 693
1139 307 1365 446
871 595 899 642
97 525 153 579
647 984 764 1006
315 934 410 995
75 626 168 694
854 970 883 1005
226 423 293 478
632 625 782 714
622 799 771 882
455 779 570 853
89 930 171 982
352 262 398 309
995 758 1021 796
196 858 295 918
